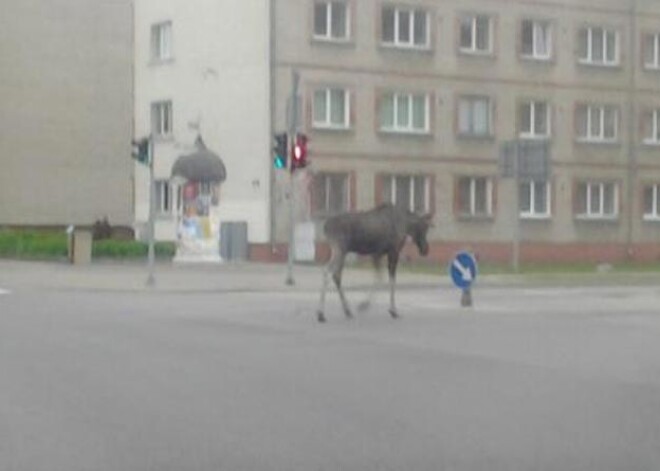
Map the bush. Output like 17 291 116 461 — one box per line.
0 230 175 261
0 230 68 259
92 240 176 259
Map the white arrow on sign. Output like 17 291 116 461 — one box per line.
453 259 473 282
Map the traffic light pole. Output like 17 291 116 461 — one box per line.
285 70 300 286
146 134 156 287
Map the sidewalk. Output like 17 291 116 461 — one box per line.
0 259 444 294
1 259 660 294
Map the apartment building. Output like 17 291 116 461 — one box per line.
0 0 133 228
133 0 271 248
136 0 660 263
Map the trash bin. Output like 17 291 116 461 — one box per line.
68 228 92 265
66 225 75 263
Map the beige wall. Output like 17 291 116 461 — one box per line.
0 0 134 227
272 0 660 247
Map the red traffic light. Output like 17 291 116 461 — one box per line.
291 133 308 171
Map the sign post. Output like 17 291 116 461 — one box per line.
499 140 551 272
449 251 478 307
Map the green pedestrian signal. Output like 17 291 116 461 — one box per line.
131 137 150 165
273 132 288 170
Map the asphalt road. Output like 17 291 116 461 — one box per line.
1 284 660 471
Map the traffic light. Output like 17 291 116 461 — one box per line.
291 133 308 171
273 132 288 170
132 137 150 165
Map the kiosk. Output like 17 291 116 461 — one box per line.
171 136 226 263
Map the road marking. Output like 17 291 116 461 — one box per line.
0 288 10 296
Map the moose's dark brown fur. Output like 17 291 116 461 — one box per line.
317 203 432 323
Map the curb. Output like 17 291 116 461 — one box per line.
3 259 660 294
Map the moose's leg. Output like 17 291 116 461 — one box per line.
317 267 330 323
317 246 339 323
358 255 382 312
387 251 400 319
332 252 353 319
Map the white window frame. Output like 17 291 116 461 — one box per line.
520 180 551 219
643 184 660 221
643 33 660 70
576 104 618 143
458 177 493 217
314 172 350 214
175 185 183 214
313 88 350 130
155 180 171 215
519 100 551 139
578 26 620 67
313 1 350 42
458 96 493 137
151 21 172 62
380 92 430 134
381 6 430 49
576 181 619 220
384 175 430 213
521 19 552 60
459 14 493 54
151 101 173 137
644 109 660 145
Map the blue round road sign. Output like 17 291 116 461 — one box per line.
449 252 478 289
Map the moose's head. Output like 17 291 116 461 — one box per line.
409 213 433 256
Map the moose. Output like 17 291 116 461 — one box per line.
317 203 433 323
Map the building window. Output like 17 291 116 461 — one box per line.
520 180 551 218
643 109 660 145
643 33 660 70
578 26 619 66
519 101 550 139
458 96 492 137
155 180 171 214
151 101 173 137
643 184 660 220
151 21 172 61
457 177 493 217
379 92 430 134
576 181 618 219
382 175 430 212
521 19 551 60
313 88 350 129
382 6 430 49
459 14 492 54
576 104 618 143
313 172 349 215
314 1 349 41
